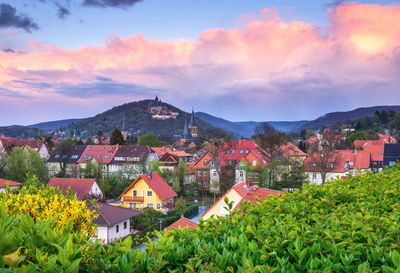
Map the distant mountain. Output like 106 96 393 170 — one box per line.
61 100 217 140
195 112 308 137
301 105 400 131
29 119 82 131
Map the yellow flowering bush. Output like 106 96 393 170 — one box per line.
0 180 97 235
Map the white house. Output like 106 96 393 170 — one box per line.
47 178 104 200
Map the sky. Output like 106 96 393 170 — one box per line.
1 0 400 125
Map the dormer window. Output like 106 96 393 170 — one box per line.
245 150 249 154
204 159 207 165
109 147 113 151
55 154 60 158
88 147 92 151
232 149 235 154
101 147 105 151
88 156 92 160
105 155 110 159
97 155 100 158
226 150 230 154
84 155 87 158
240 150 243 154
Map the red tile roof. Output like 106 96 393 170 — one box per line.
77 145 118 164
170 150 192 157
117 173 177 201
1 138 44 153
151 147 172 157
165 217 198 231
232 182 250 197
278 142 307 157
0 179 22 188
48 178 101 200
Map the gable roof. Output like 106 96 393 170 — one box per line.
77 145 118 164
0 178 22 188
117 173 177 201
87 201 142 227
277 142 307 158
48 178 101 200
1 138 45 153
165 217 198 231
47 145 87 163
110 145 150 164
151 147 172 157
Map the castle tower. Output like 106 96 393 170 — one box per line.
188 107 198 138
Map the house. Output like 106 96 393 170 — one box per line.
165 217 198 231
0 178 22 193
201 182 282 220
275 142 307 164
77 145 119 177
88 201 142 244
117 173 177 213
0 138 50 160
194 152 213 192
151 146 172 158
383 144 400 167
47 145 86 177
158 151 192 171
108 145 156 178
305 150 371 185
48 178 104 200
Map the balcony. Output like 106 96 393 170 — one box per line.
123 196 144 203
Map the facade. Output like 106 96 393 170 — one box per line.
0 178 22 193
47 145 86 177
0 138 50 160
108 145 156 178
201 182 282 220
89 202 142 244
305 150 371 185
117 173 177 213
48 178 104 200
77 145 119 178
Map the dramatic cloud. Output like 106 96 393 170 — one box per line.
0 3 39 32
82 0 142 8
55 2 71 20
1 3 400 124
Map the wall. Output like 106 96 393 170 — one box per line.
107 220 130 243
97 226 108 244
90 182 104 199
202 188 242 220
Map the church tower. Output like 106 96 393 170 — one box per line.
188 107 198 138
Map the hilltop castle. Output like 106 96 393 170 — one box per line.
148 96 179 120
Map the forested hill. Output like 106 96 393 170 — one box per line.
61 100 218 139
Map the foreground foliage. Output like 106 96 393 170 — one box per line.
2 166 400 272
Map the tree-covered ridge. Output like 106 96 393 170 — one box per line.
3 166 400 271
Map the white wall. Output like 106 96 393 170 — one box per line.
235 170 246 184
90 182 104 199
107 220 130 243
97 226 108 244
39 144 50 161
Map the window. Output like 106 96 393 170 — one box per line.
97 155 100 158
232 149 235 154
312 173 317 179
245 150 249 154
147 203 153 208
204 159 207 165
88 147 92 151
55 154 60 158
124 221 127 229
349 161 354 166
157 203 161 210
109 147 113 151
132 190 137 196
101 147 105 151
240 150 243 154
147 190 152 197
252 160 257 167
389 161 396 167
84 155 87 158
105 155 110 159
240 171 244 177
116 224 119 233
88 156 92 160
129 203 135 209
226 150 230 154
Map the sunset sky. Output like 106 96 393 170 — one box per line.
1 0 400 125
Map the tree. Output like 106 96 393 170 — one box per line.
176 160 186 196
82 159 101 181
347 131 368 145
99 172 131 199
307 129 340 185
174 198 187 217
85 138 95 145
110 128 125 145
252 123 288 155
5 147 48 184
209 178 220 203
138 133 166 147
276 163 308 192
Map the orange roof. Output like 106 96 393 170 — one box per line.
117 173 177 201
151 147 173 157
77 145 118 164
165 217 198 231
170 150 192 157
278 142 307 157
0 178 22 188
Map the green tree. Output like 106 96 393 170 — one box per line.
5 147 48 184
110 128 125 145
347 131 368 145
85 138 95 145
174 198 187 216
82 159 101 181
176 160 186 196
209 178 220 203
99 172 132 199
138 133 166 147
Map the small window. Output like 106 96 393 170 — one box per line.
105 155 110 159
116 224 119 233
55 154 60 158
232 149 235 154
109 147 113 151
147 203 153 208
240 150 243 154
157 203 161 210
312 173 317 179
147 190 152 197
124 221 127 229
88 147 92 151
245 150 249 154
101 147 105 151
97 155 100 158
129 203 136 209
252 160 257 167
133 190 137 197
349 161 354 166
226 150 230 154
88 156 92 160
84 155 87 158
203 159 207 165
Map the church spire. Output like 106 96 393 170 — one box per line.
183 113 190 139
189 107 196 126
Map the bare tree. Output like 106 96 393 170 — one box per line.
253 123 288 155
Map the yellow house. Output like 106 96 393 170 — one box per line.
201 182 283 220
117 173 177 213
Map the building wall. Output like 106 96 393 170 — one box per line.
107 220 130 243
307 172 344 185
39 144 50 161
90 182 104 198
121 177 168 212
97 226 108 244
202 189 242 221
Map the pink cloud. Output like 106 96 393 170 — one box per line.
1 2 400 124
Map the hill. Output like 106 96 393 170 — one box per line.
301 105 400 131
236 120 309 134
61 100 217 140
29 119 82 131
